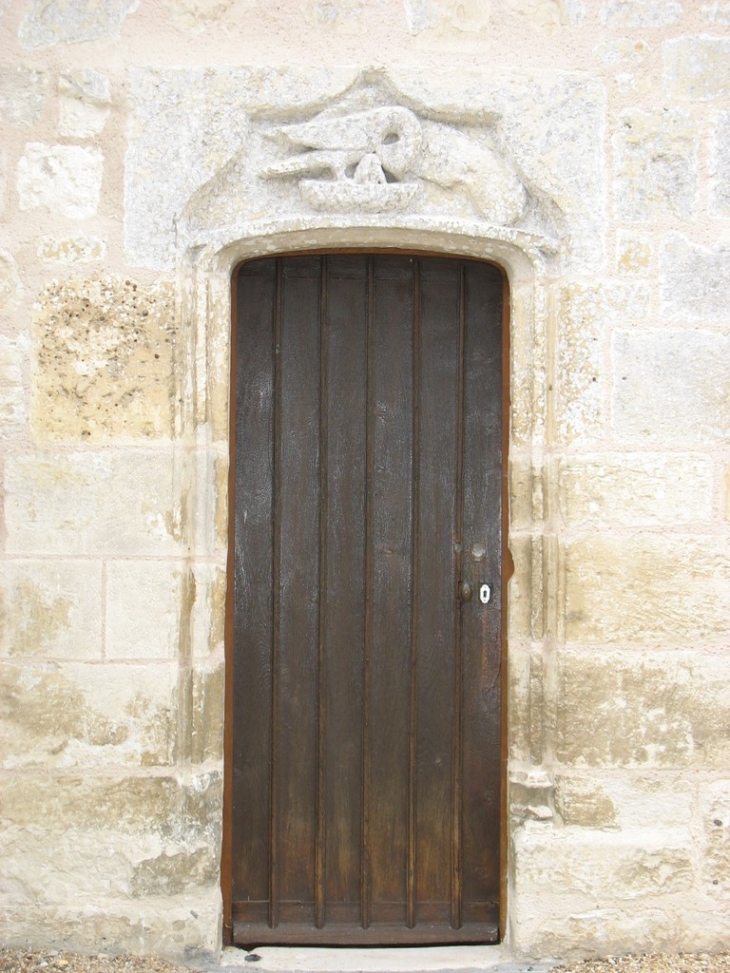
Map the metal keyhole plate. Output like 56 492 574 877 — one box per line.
479 583 491 605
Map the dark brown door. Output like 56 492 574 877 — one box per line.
231 254 503 946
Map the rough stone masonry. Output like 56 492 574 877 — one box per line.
1 0 729 964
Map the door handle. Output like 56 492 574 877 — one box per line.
459 581 473 603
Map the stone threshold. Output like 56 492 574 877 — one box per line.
197 945 559 973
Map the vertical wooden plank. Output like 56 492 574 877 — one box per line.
233 259 276 912
461 261 503 919
270 258 283 928
407 261 420 930
324 255 367 916
368 255 413 920
415 257 459 919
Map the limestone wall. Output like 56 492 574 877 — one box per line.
0 0 729 962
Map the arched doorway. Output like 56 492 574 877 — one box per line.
225 250 507 946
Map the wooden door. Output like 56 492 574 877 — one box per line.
230 253 503 946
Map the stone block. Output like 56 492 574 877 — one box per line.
0 335 28 435
614 109 697 221
555 773 693 830
192 563 227 661
0 661 178 769
664 36 730 101
170 0 236 31
0 67 48 127
556 649 730 768
0 560 102 659
616 230 651 275
702 2 730 22
191 664 224 764
404 0 491 34
4 450 182 556
602 0 681 25
563 535 730 644
661 233 730 320
556 281 650 443
0 250 24 311
554 777 618 829
19 0 140 48
106 561 185 661
59 69 111 138
613 329 730 444
31 275 175 441
711 111 730 216
699 780 730 897
17 143 103 220
558 453 714 528
37 236 106 264
513 822 694 900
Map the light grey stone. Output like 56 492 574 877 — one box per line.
614 109 697 221
105 561 185 660
664 36 730 101
613 329 730 444
602 0 681 26
0 250 23 311
19 0 140 48
661 233 730 319
0 335 27 435
59 69 111 138
4 450 183 556
0 67 48 127
403 0 490 34
17 143 103 220
702 2 730 22
711 111 730 216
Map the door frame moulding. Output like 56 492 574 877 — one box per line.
173 217 558 952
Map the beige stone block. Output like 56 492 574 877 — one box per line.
661 233 730 320
711 111 730 216
616 230 651 275
192 562 227 660
556 649 730 768
0 560 102 659
564 535 730 644
664 36 730 101
514 822 693 901
702 2 730 23
0 335 28 435
613 329 730 444
556 281 649 443
170 0 236 31
4 450 182 556
554 777 618 829
18 143 103 220
0 250 24 311
699 780 730 897
37 235 106 264
19 0 139 48
191 664 224 764
58 69 111 138
0 770 222 836
106 561 185 661
0 661 178 769
31 276 174 441
0 67 48 127
404 0 491 34
602 0 680 25
614 109 697 221
302 0 367 34
558 453 713 528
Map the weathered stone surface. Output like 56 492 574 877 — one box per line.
37 235 105 263
106 562 184 661
192 563 227 661
0 560 102 660
700 780 730 897
4 451 182 556
602 0 681 25
170 0 236 31
661 234 730 320
614 109 697 221
59 69 111 138
664 36 730 101
191 665 224 764
702 2 730 22
302 0 367 34
556 281 650 443
564 535 730 644
554 777 618 829
711 111 730 216
613 329 730 443
0 662 177 768
0 67 48 127
403 0 491 34
557 649 730 767
0 335 28 435
514 822 693 899
616 229 651 275
17 143 103 220
558 453 713 528
19 0 140 48
0 250 24 311
31 276 174 440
